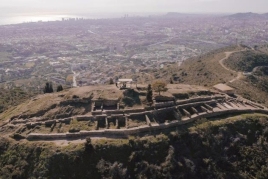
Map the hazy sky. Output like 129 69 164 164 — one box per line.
1 0 268 14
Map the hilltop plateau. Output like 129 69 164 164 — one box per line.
1 44 268 178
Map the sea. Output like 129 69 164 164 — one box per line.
0 13 124 26
0 12 158 26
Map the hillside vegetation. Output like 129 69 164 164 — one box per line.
164 44 268 107
223 49 268 106
0 85 116 123
224 50 268 72
0 87 33 113
170 45 243 86
0 114 268 178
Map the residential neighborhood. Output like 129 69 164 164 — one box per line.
0 13 268 92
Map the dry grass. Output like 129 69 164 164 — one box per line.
0 83 213 124
25 62 35 68
224 50 268 72
174 46 243 87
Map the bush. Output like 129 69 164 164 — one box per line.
122 97 135 107
69 127 80 133
10 133 25 140
56 85 63 92
84 137 94 152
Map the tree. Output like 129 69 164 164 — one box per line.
170 77 174 84
109 78 114 85
146 84 153 102
48 82 53 93
152 80 167 95
43 82 53 93
84 137 93 152
56 85 63 92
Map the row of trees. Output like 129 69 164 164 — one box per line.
43 82 63 93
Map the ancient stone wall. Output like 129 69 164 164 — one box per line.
105 110 124 115
92 99 119 106
177 100 217 109
26 107 268 140
176 95 224 105
155 101 175 108
76 116 94 121
155 96 175 102
59 99 89 105
124 108 146 114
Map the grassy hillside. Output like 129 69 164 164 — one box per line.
168 45 243 87
0 85 121 123
161 44 268 107
224 50 268 72
0 87 33 113
222 49 268 106
0 114 268 178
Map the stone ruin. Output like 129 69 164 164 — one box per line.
7 93 268 141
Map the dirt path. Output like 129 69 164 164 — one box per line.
219 49 246 83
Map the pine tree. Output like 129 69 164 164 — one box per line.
170 77 174 84
109 78 114 84
43 82 54 93
43 82 49 93
146 84 153 102
48 82 53 93
57 85 63 92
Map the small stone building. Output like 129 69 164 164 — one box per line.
213 83 235 95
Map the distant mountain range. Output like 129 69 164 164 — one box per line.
164 12 268 19
164 12 211 18
226 12 268 19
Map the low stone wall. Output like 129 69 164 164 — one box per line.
92 111 103 115
176 96 224 105
145 115 151 126
105 110 124 115
155 101 175 108
124 108 146 114
153 107 176 122
58 117 72 124
155 96 175 102
110 114 125 119
27 133 67 140
92 99 119 106
103 100 118 106
177 100 217 109
76 116 94 121
26 122 42 128
144 106 155 111
95 115 107 120
60 99 89 105
11 119 28 125
45 120 56 126
26 108 268 140
128 113 145 119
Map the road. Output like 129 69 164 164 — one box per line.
218 48 246 83
72 70 79 87
70 63 80 87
